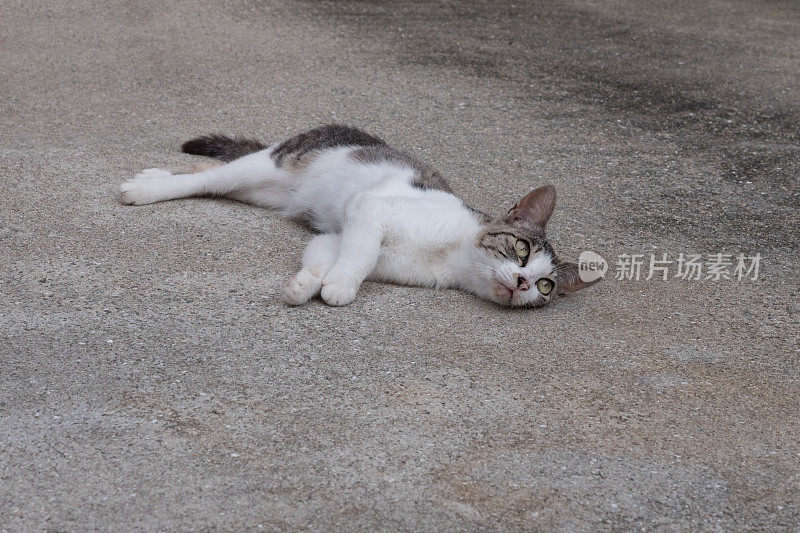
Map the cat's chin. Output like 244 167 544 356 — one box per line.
491 283 515 306
489 283 546 308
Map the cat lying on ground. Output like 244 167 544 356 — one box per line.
120 125 600 307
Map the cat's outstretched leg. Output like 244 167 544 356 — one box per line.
320 194 384 306
283 233 340 305
120 149 291 207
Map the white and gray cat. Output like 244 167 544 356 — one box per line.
120 125 600 307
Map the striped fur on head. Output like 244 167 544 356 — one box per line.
477 225 555 266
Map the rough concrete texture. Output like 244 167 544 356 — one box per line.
2 0 799 530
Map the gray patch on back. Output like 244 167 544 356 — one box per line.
271 124 386 168
350 145 454 192
351 145 492 222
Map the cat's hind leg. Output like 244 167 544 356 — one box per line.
282 233 340 305
120 149 291 207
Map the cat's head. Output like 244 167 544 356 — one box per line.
469 185 601 307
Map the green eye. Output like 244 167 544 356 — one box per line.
536 278 553 295
515 240 530 260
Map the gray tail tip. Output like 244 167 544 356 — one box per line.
181 134 233 157
181 134 267 162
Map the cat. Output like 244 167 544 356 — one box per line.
119 124 601 307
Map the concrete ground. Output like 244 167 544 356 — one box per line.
2 0 799 530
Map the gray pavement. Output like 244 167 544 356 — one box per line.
2 0 799 530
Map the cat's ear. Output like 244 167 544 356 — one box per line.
505 184 557 230
555 261 602 295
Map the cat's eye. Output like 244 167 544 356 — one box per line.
515 240 530 261
536 278 553 295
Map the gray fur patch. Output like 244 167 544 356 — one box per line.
351 144 491 222
350 145 454 193
271 124 386 168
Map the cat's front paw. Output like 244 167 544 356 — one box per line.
119 168 173 205
282 267 324 306
320 271 359 306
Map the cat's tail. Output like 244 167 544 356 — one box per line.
181 134 267 163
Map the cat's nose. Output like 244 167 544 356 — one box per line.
516 275 530 291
